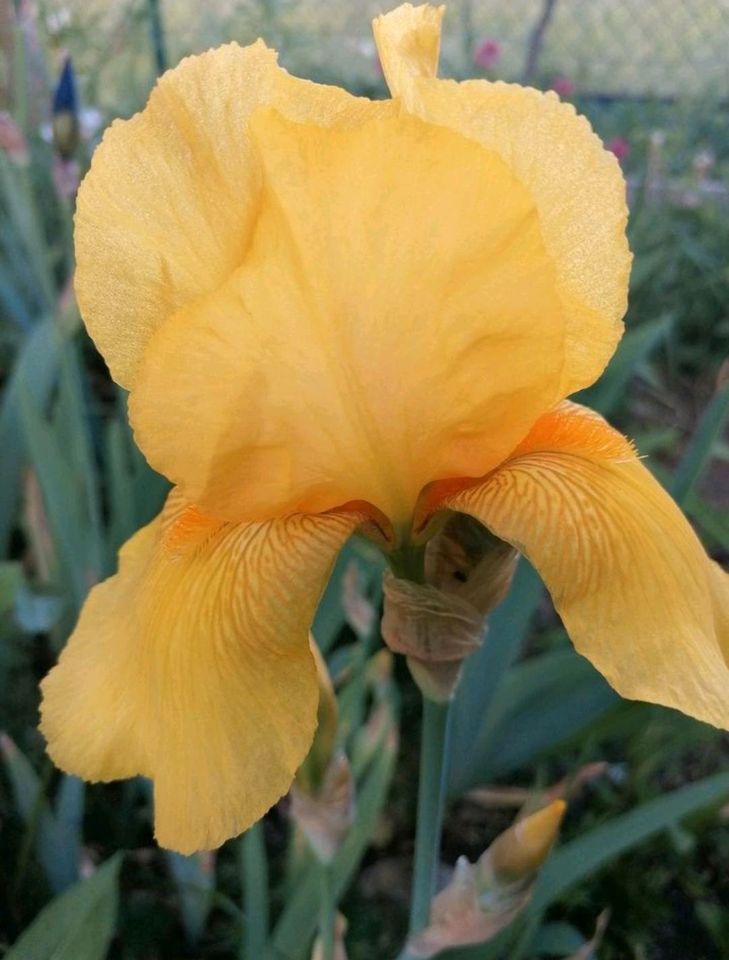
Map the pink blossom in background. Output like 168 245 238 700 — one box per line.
606 136 631 164
551 75 575 98
474 38 501 71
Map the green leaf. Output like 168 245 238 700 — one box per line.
576 314 672 416
14 583 64 633
0 155 56 310
16 344 108 615
6 853 123 960
0 561 22 616
0 317 63 556
0 733 58 882
687 495 729 550
54 344 104 558
0 734 81 893
17 381 91 613
448 562 544 797
531 769 729 915
670 380 729 505
481 648 617 781
164 850 215 947
533 922 587 956
104 418 141 562
53 775 86 892
103 396 169 568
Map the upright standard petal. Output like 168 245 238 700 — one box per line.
436 402 729 729
372 3 444 95
130 105 564 526
40 492 361 853
74 42 373 388
373 5 632 395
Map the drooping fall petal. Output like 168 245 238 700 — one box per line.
129 104 564 525
40 492 361 853
373 4 631 396
438 402 729 730
74 41 372 389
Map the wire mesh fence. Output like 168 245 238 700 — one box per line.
17 1 729 99
4 0 729 198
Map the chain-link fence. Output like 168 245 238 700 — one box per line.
5 0 729 197
445 0 729 96
25 1 729 98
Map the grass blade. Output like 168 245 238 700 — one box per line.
670 379 729 505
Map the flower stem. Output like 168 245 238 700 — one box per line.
318 862 336 960
240 822 269 960
408 696 453 937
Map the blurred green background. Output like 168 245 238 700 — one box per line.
1 1 728 958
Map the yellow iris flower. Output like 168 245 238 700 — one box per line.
40 3 729 854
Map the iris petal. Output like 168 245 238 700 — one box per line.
440 402 729 729
372 3 445 94
40 491 361 853
374 4 632 395
74 41 372 388
129 106 563 525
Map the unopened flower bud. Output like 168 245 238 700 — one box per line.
409 857 497 957
409 848 528 958
479 799 566 892
408 800 567 958
290 751 355 863
51 57 79 160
